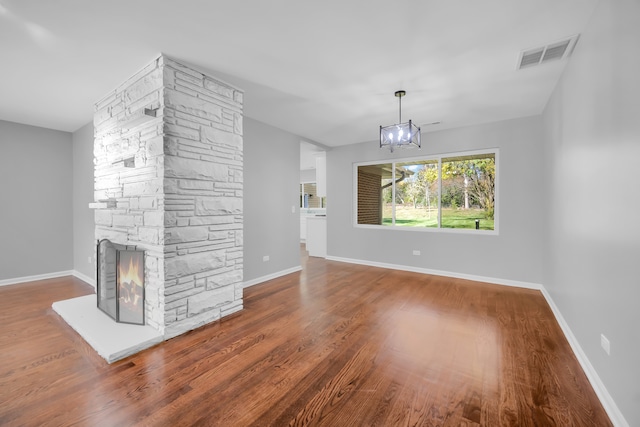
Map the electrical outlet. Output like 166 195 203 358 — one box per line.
263 255 270 262
291 205 296 213
88 256 92 264
600 334 610 355
412 250 421 256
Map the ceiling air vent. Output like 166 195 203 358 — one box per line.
518 34 580 70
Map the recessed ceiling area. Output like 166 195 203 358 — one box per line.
0 0 598 147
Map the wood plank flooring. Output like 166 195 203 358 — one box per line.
0 251 612 426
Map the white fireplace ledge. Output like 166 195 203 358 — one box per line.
52 295 163 363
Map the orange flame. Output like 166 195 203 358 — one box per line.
118 254 143 307
120 256 142 288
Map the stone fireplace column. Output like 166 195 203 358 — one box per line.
93 54 244 339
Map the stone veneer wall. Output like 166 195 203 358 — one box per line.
93 54 244 338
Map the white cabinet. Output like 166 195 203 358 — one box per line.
300 215 307 241
315 153 326 197
306 216 327 258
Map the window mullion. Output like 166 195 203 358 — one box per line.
438 158 442 229
391 162 396 226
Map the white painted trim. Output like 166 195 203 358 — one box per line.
325 256 542 290
243 266 302 289
72 270 96 288
0 270 75 287
540 287 629 427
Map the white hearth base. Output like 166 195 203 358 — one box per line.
52 295 163 363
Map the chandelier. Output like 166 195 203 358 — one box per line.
379 90 421 152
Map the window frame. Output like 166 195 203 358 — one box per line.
353 148 499 235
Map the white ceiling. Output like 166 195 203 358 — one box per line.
0 0 597 147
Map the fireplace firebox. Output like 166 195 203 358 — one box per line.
96 239 145 325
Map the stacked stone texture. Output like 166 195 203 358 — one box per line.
93 55 244 338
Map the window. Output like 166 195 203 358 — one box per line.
356 150 497 232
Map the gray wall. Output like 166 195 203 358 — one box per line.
244 117 302 282
73 115 308 285
327 115 546 285
75 115 307 285
0 120 73 281
1 114 305 287
72 122 95 282
542 0 640 424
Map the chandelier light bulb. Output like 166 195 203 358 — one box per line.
379 90 421 152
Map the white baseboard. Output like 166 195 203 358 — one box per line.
243 266 302 289
325 255 543 290
0 270 75 287
2 265 305 291
540 287 628 427
73 270 96 288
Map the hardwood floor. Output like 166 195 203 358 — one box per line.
0 251 611 426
